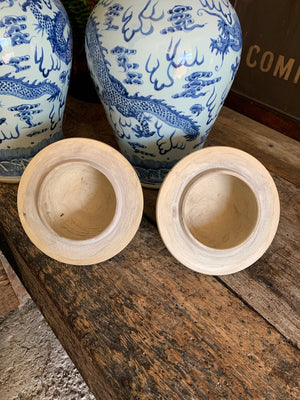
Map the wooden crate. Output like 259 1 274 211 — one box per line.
227 0 300 140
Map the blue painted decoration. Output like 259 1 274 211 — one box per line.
0 0 72 181
86 0 242 187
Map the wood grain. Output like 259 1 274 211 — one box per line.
206 107 300 187
220 173 300 347
0 257 19 316
143 173 300 348
0 183 299 399
63 96 300 187
0 96 299 399
225 91 300 142
30 95 300 346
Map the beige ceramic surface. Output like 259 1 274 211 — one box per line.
157 147 280 275
1 176 21 184
17 138 143 265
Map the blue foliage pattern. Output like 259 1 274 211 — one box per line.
0 0 72 178
86 0 242 186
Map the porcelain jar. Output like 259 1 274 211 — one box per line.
0 0 72 182
85 0 242 187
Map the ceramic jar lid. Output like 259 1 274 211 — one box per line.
17 138 143 265
18 140 280 274
157 147 280 275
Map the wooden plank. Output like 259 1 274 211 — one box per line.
206 107 300 187
0 250 29 306
0 256 19 316
1 96 299 398
143 174 300 348
63 96 300 186
225 92 300 141
228 0 300 139
220 172 300 347
63 95 300 347
0 183 299 400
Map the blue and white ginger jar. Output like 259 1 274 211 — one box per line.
85 0 242 187
0 0 72 182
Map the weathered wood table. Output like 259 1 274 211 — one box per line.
0 95 299 399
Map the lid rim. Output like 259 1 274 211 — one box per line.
17 138 144 265
157 146 280 275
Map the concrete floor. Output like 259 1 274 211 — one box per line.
0 253 96 400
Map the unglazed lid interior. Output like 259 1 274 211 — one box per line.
17 138 144 265
156 147 280 275
18 141 279 274
180 169 259 250
38 161 117 241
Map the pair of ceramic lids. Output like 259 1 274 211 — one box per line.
18 138 280 275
